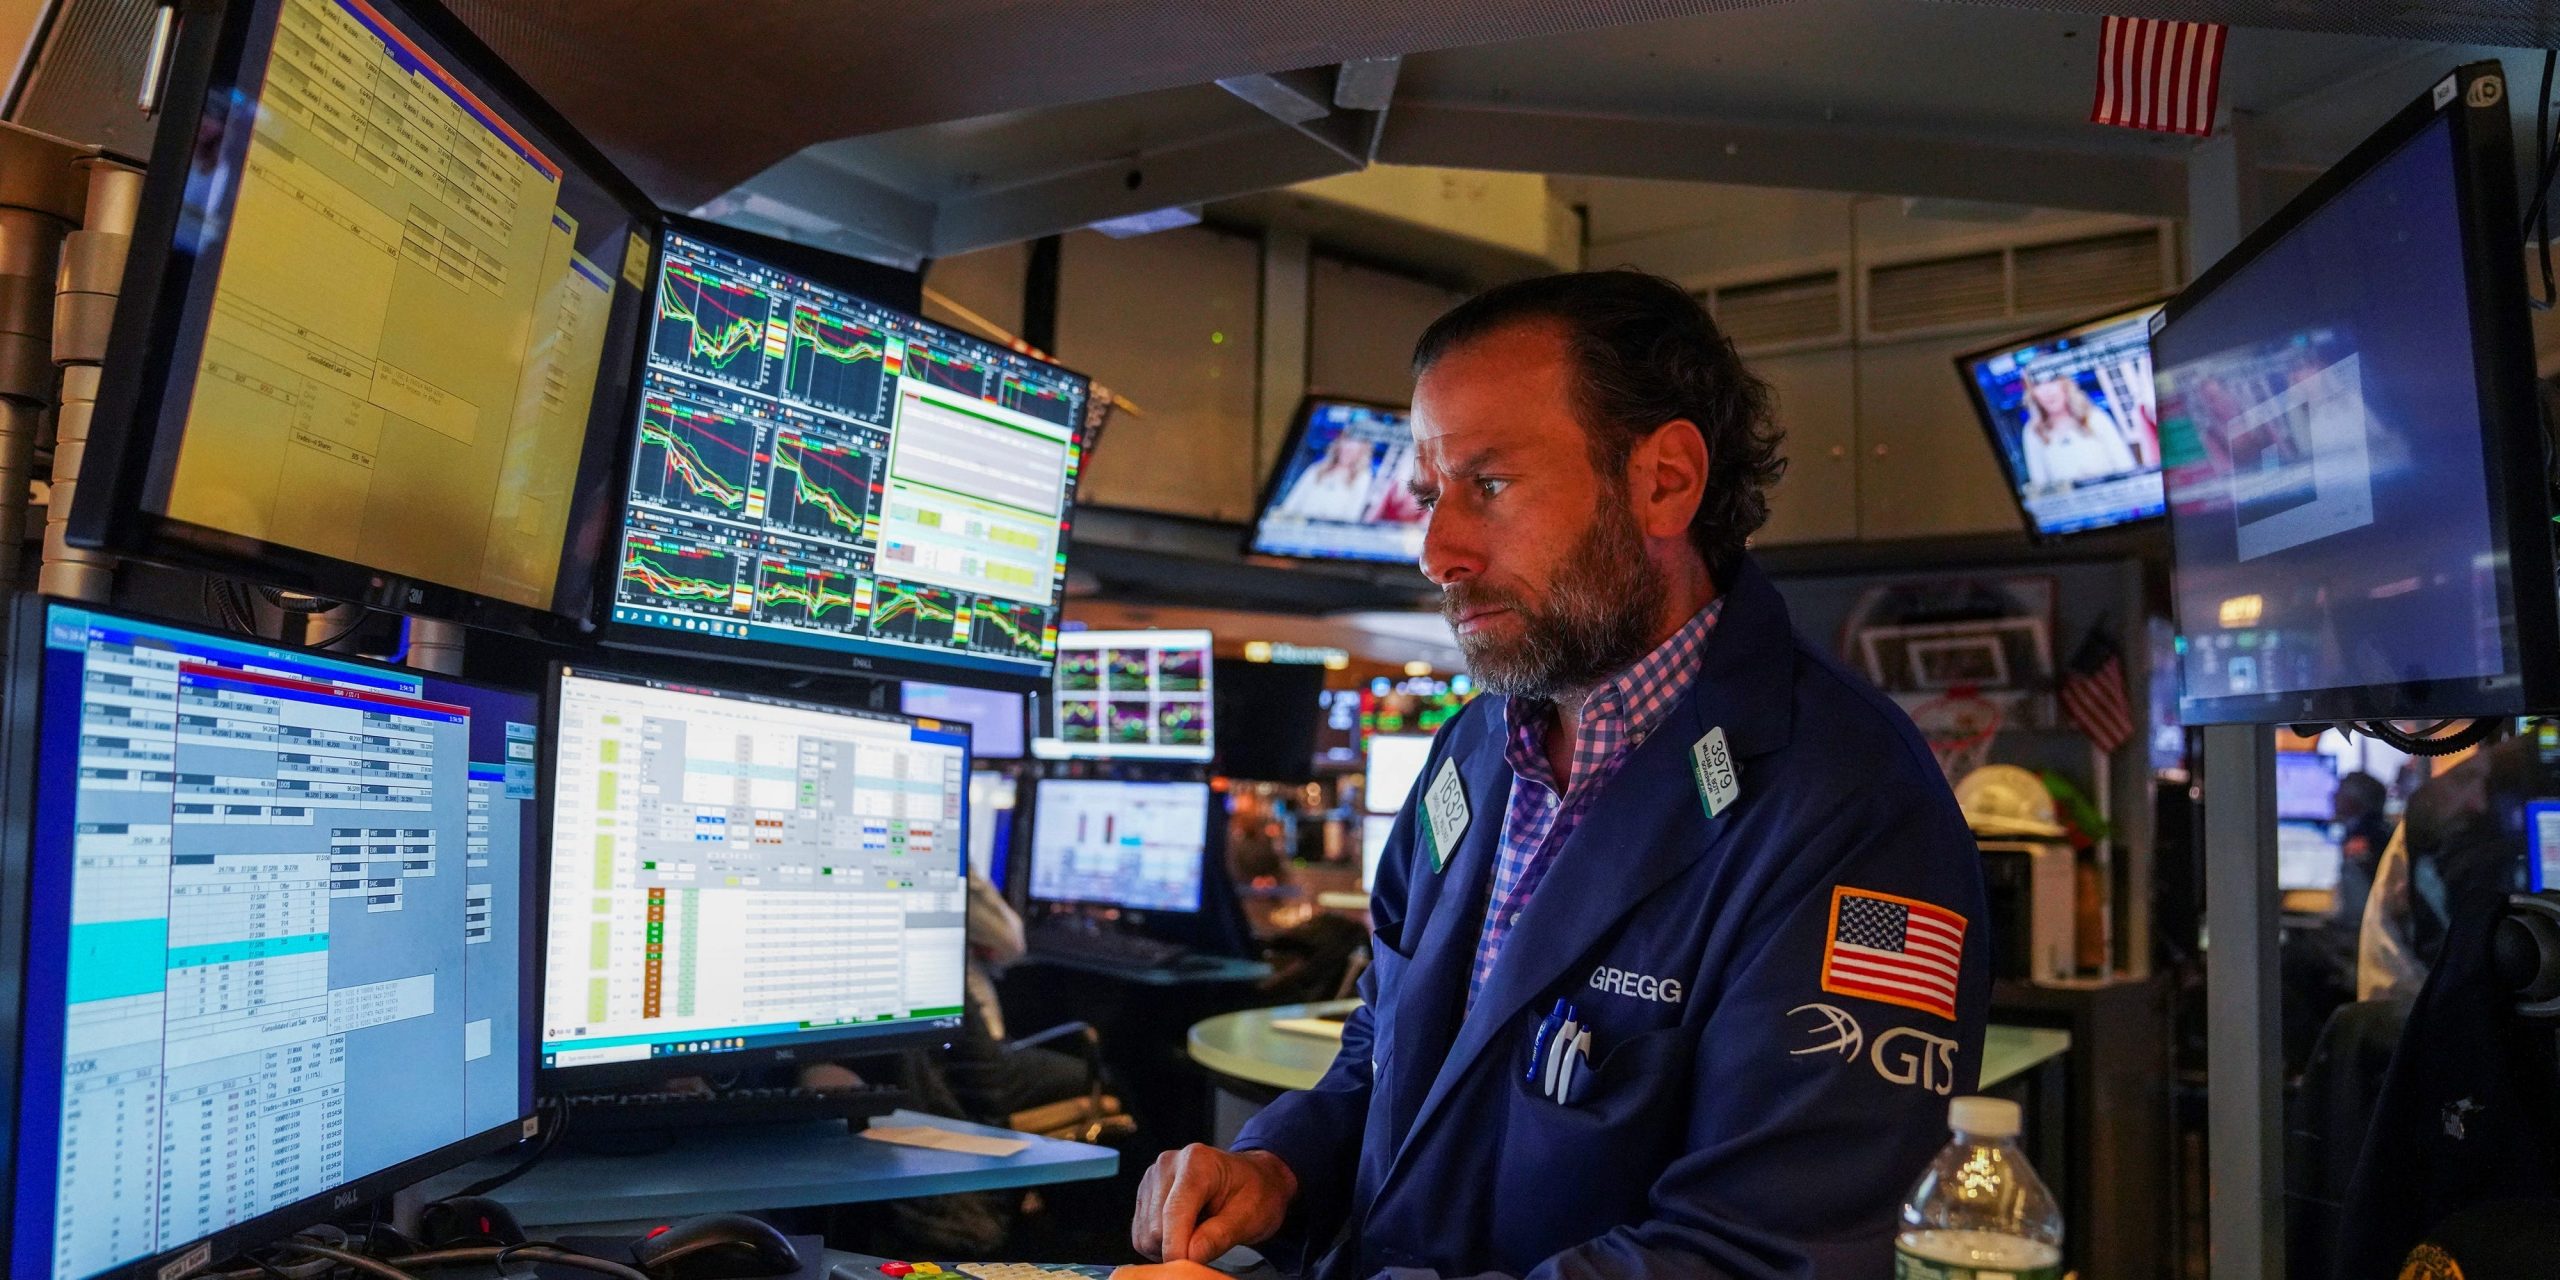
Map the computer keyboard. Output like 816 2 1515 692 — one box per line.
556 1084 911 1135
1024 921 1190 970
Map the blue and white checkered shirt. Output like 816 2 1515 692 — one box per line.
1466 597 1724 1008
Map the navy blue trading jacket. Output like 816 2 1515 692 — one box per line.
1233 555 1991 1280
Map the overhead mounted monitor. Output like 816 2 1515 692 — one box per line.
1026 778 1213 913
72 0 658 638
2 599 541 1280
900 679 1027 760
1364 734 1433 816
2159 62 2556 725
1247 397 1425 564
1032 630 1216 762
605 219 1093 689
1958 300 2167 538
541 666 970 1082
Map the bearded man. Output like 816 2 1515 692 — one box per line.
1122 271 1990 1280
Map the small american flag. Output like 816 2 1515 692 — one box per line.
1823 888 1966 1021
2091 16 2228 137
2060 623 2135 754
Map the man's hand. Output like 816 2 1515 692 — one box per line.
1109 1264 1229 1280
1130 1144 1298 1264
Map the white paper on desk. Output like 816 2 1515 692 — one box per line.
1271 1017 1346 1040
861 1122 1030 1158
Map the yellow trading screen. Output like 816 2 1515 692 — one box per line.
162 0 616 608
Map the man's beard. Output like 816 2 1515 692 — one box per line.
1442 488 1666 703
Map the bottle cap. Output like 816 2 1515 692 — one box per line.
1950 1096 2021 1138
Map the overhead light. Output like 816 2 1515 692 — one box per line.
1403 661 1432 677
1089 206 1202 238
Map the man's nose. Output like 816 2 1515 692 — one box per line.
1419 508 1481 588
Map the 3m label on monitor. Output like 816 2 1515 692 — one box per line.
150 0 635 612
541 669 968 1069
609 230 1088 681
12 605 536 1280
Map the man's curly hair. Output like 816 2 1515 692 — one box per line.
1412 270 1786 586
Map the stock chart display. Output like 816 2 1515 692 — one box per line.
612 229 1091 681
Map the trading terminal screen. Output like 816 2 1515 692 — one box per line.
608 228 1091 684
1960 303 2165 537
130 0 651 618
1027 779 1212 913
541 668 969 1071
1249 400 1425 564
7 604 538 1280
1033 630 1215 762
2159 114 2518 720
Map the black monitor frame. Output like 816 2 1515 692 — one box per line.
71 0 663 643
1953 296 2170 542
536 662 969 1090
0 596 544 1280
597 216 1093 692
1243 393 1419 565
2158 60 2556 726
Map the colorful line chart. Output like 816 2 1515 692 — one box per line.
999 374 1079 429
753 560 857 628
868 580 962 645
965 599 1047 661
654 257 775 391
621 535 739 613
633 392 758 517
902 336 989 397
765 429 879 546
782 304 889 422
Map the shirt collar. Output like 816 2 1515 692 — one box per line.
1500 596 1726 781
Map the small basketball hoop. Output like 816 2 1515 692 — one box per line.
1909 690 2004 786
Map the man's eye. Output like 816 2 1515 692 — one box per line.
1476 478 1508 499
1412 490 1439 512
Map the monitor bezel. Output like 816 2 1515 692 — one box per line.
2158 60 2556 727
595 216 1093 693
1019 774 1216 916
0 596 545 1280
536 662 969 1090
69 0 665 644
1953 297 2171 542
1243 393 1421 566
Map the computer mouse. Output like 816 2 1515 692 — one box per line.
418 1195 526 1246
629 1212 802 1279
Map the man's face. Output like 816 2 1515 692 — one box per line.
1409 322 1665 701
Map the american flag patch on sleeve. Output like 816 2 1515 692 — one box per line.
1822 887 1967 1021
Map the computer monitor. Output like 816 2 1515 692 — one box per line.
72 0 657 638
540 667 969 1082
901 680 1027 760
1032 630 1215 762
2275 751 2339 822
2528 800 2560 893
1360 815 1395 893
966 771 1017 886
604 219 1093 688
1025 778 1213 913
2159 62 2557 726
1364 734 1433 816
1247 397 1424 564
1314 689 1363 773
1212 658 1323 784
1363 676 1473 739
2276 821 2344 893
1 600 541 1280
1958 300 2167 538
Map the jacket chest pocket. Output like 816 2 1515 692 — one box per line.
1494 1023 1694 1250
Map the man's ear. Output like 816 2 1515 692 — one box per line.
1632 418 1709 541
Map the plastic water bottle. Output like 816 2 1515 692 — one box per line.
1895 1096 2064 1280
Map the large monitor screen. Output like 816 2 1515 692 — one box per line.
1248 399 1425 564
1032 630 1215 762
606 224 1091 687
1026 779 1212 913
2275 751 2338 822
5 602 539 1280
76 0 655 633
541 668 969 1076
901 680 1026 760
2158 88 2546 725
1364 734 1433 816
1959 302 2166 537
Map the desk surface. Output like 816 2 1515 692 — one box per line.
1190 1002 2073 1092
414 1110 1116 1227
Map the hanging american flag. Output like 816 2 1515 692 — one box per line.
2091 16 2228 137
2059 622 2135 754
1823 888 1967 1021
